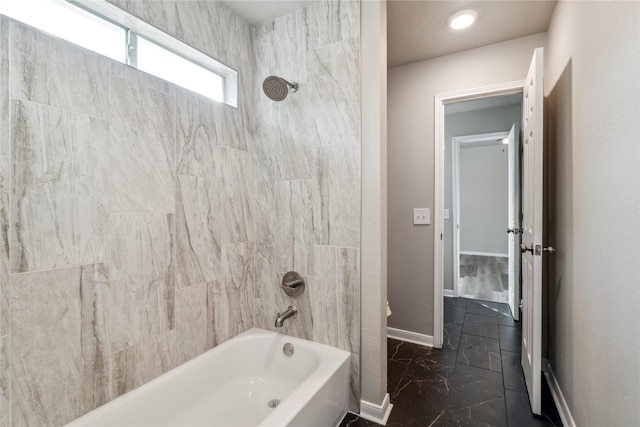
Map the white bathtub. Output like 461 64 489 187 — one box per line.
66 328 351 427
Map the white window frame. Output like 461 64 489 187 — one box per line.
73 0 237 106
2 0 238 106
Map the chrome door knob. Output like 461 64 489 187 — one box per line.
543 246 556 254
520 243 534 253
507 228 515 234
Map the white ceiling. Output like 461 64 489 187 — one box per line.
222 1 315 25
387 0 557 67
222 0 557 68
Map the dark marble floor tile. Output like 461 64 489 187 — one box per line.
432 411 499 426
447 402 507 427
497 311 516 326
388 359 409 395
501 350 527 393
413 345 458 366
466 300 500 318
449 362 504 400
498 325 521 353
457 334 502 372
404 347 457 386
387 338 416 364
445 305 467 325
444 323 463 350
495 303 511 316
339 412 383 427
463 314 499 339
505 390 552 427
541 375 563 426
384 298 559 427
448 377 508 427
388 376 450 427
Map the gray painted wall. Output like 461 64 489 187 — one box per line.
387 33 546 335
459 144 509 254
545 1 639 424
443 104 521 290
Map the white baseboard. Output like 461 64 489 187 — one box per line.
360 393 393 425
444 289 455 297
387 327 433 347
542 359 576 427
460 251 508 257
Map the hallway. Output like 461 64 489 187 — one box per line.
341 297 561 426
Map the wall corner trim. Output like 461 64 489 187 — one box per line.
387 327 434 347
542 359 577 427
360 393 393 425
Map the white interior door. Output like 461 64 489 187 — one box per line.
506 124 520 321
521 47 544 415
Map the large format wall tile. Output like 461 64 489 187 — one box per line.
309 246 341 347
209 242 255 345
311 36 360 146
110 76 175 214
0 160 5 425
111 62 173 95
175 282 208 365
0 335 9 427
79 264 111 411
11 100 109 273
311 246 360 353
10 265 109 426
110 214 174 352
307 0 360 49
175 175 223 289
252 138 276 212
335 247 360 354
222 149 254 244
0 18 9 157
176 91 225 178
10 21 110 119
314 144 360 247
228 17 255 139
274 180 314 275
111 330 177 398
0 157 8 336
106 0 176 35
175 0 230 65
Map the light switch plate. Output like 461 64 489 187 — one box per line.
413 208 430 225
444 209 450 220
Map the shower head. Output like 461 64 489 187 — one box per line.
262 76 298 101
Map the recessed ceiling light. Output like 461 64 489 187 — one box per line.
447 9 478 30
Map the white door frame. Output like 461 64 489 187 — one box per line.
452 131 511 298
433 80 525 348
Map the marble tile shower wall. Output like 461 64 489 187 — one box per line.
251 0 361 412
0 0 257 423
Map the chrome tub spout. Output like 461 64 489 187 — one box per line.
275 306 298 327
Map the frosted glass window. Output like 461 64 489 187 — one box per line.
137 36 224 102
0 0 126 63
